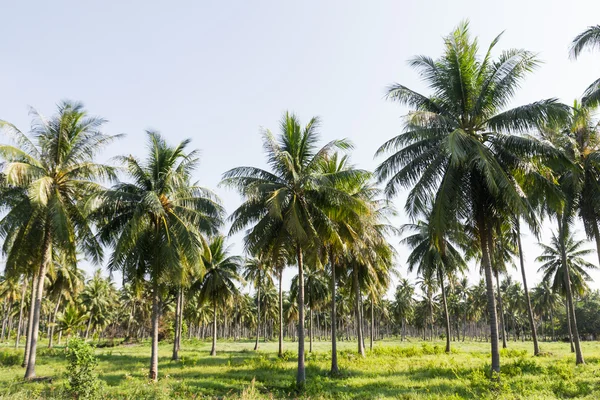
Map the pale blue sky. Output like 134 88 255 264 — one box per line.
2 0 600 294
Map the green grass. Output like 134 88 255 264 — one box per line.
2 338 600 399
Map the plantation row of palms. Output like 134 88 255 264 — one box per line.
1 20 600 386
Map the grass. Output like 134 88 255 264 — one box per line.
1 338 600 399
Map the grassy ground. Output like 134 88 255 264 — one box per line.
1 338 600 399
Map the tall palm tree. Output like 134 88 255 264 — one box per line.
93 132 223 380
291 267 329 353
46 253 84 347
537 230 596 357
194 236 242 356
401 212 466 352
243 255 273 350
393 279 414 341
571 26 600 107
80 270 116 340
375 22 568 374
531 280 562 341
223 112 366 386
0 101 119 379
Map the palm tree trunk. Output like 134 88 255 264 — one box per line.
566 295 575 352
254 284 260 351
439 270 451 353
515 221 540 355
550 308 555 342
15 276 27 349
24 227 52 380
370 302 374 351
309 307 313 353
558 217 584 364
48 298 61 348
210 300 217 356
478 216 500 375
296 245 306 388
592 222 600 268
278 269 284 357
494 271 508 349
172 287 181 360
149 280 160 381
177 290 184 351
353 267 365 357
330 262 339 374
85 313 93 340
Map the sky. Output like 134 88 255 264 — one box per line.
1 0 600 297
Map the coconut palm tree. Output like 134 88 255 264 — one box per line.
291 267 329 353
57 303 88 341
537 230 596 357
46 253 84 347
93 131 223 380
393 279 414 341
223 112 367 386
80 270 116 340
243 255 273 350
531 280 562 341
194 235 242 356
375 22 568 374
0 101 119 379
400 211 466 352
571 26 600 107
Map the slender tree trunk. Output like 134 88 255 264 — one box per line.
177 290 184 351
15 276 27 349
593 222 600 268
48 298 61 348
296 245 306 387
330 262 339 374
254 284 260 351
370 302 374 351
172 286 181 360
309 307 313 353
515 221 540 355
210 300 217 356
24 226 52 380
566 295 575 352
85 313 93 340
550 308 555 342
558 217 584 364
149 280 160 381
494 271 507 349
352 267 365 357
478 215 500 375
439 271 451 353
278 269 284 358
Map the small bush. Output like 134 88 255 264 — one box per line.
64 338 101 400
0 350 20 366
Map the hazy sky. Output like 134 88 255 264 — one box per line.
2 0 600 295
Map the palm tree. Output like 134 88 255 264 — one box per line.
243 255 273 350
393 279 414 341
46 253 84 347
0 101 119 379
537 230 596 358
291 267 329 353
223 112 366 386
375 22 568 374
80 270 115 340
93 132 223 380
57 303 88 341
531 281 562 341
571 26 600 106
401 212 466 352
194 236 242 356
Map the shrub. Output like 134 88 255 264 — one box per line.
0 350 20 366
64 338 101 400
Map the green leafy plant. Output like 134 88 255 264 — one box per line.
64 338 101 400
